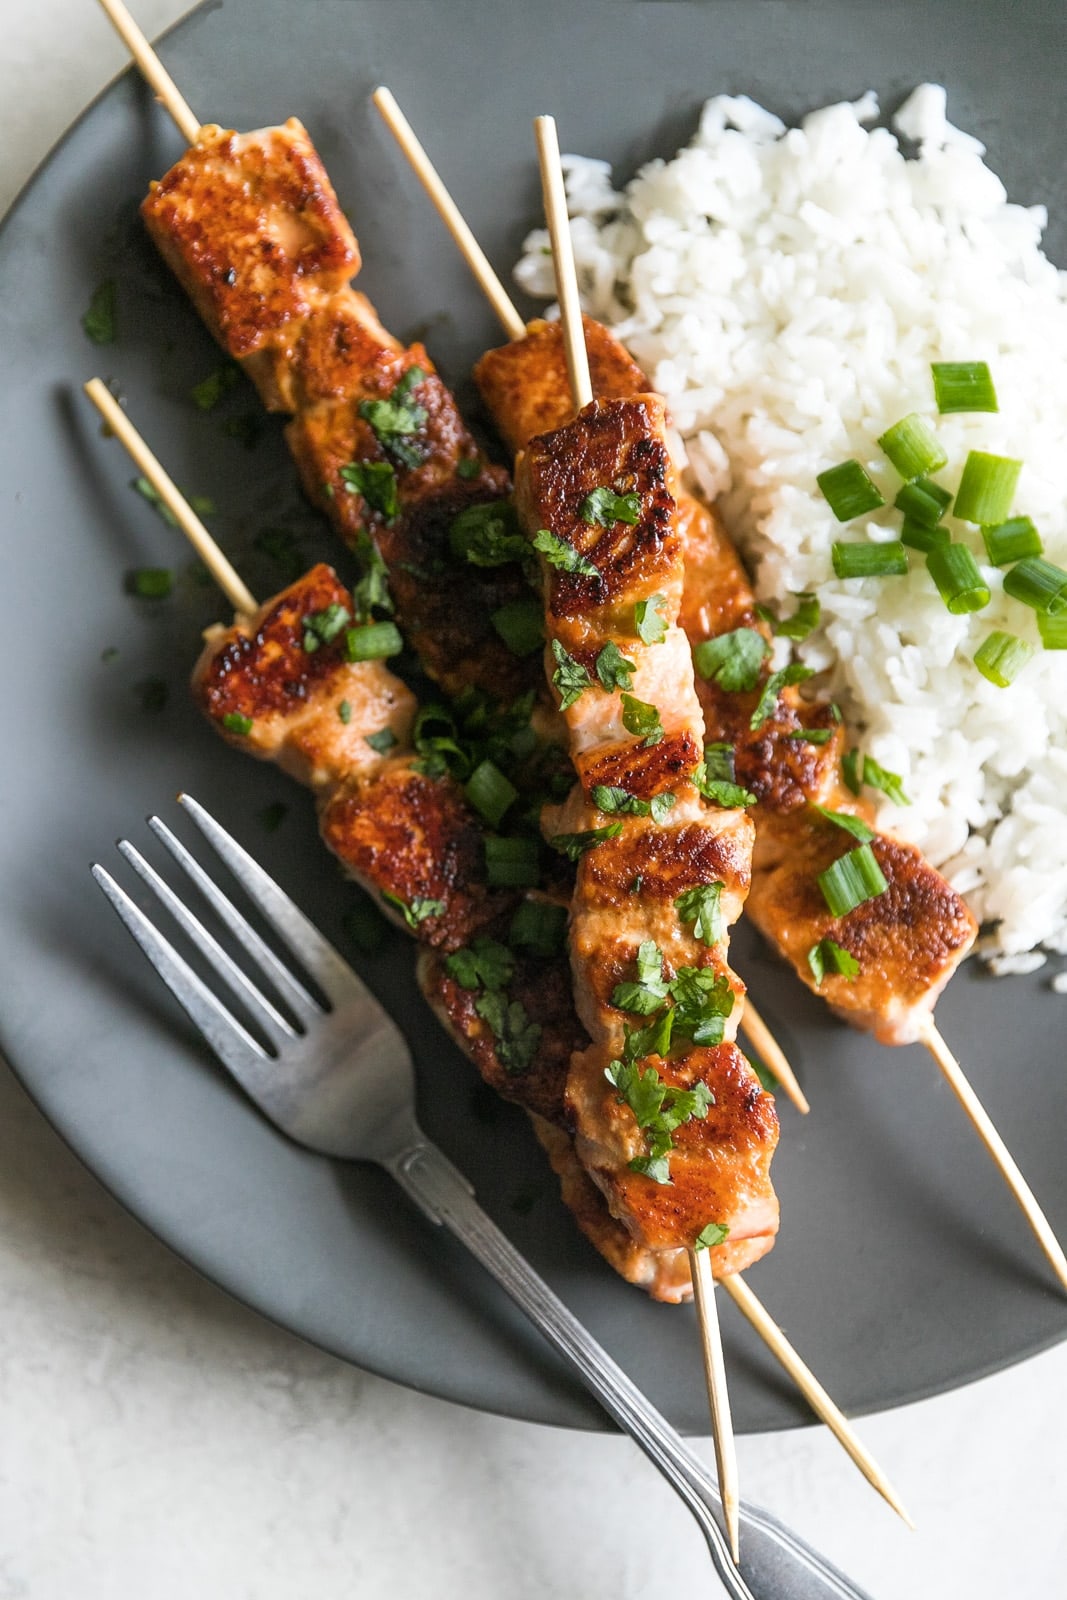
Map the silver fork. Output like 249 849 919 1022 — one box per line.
92 795 874 1600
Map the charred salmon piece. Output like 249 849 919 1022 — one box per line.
141 119 359 397
748 810 978 1045
191 563 414 790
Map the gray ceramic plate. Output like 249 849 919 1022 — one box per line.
1 0 1065 1434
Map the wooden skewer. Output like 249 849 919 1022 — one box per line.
536 109 740 1562
94 0 201 145
689 1247 740 1561
923 1022 1067 1294
375 89 810 1120
721 1274 913 1527
83 379 257 616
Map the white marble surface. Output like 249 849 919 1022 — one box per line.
2 4 1066 1595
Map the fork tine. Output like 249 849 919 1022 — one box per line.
118 839 299 1043
91 863 269 1077
177 794 359 1006
145 816 322 1024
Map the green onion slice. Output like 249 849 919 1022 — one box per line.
931 361 998 414
973 631 1034 688
832 540 908 580
465 759 519 828
953 451 1022 526
1038 610 1067 649
508 898 568 957
900 516 950 554
894 477 952 528
817 460 885 522
221 712 253 736
485 835 541 888
980 516 1043 566
877 414 947 481
817 843 889 917
1002 557 1067 617
344 620 403 661
926 544 991 614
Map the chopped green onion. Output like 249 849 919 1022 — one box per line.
465 759 519 828
1038 611 1067 649
532 528 600 579
634 594 668 645
861 756 910 806
548 823 623 861
456 456 481 480
1002 557 1067 616
973 631 1034 688
508 898 568 957
82 279 117 344
221 712 253 736
841 749 861 795
817 460 885 522
490 598 544 656
693 627 769 692
817 843 888 917
126 566 173 599
926 544 991 614
953 451 1022 525
894 476 953 528
365 727 398 754
191 365 239 411
931 361 998 414
877 413 947 481
981 516 1043 566
344 620 403 661
899 516 950 554
621 694 664 747
784 727 833 744
337 699 352 724
807 938 861 985
831 540 908 579
485 835 541 888
580 486 641 526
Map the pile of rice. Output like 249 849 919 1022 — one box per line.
516 85 1067 975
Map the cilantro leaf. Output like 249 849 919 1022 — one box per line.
693 627 770 692
302 602 351 653
125 567 172 600
750 663 815 730
611 940 670 1015
811 805 875 843
392 365 426 403
861 755 911 807
508 898 568 957
551 639 595 710
380 890 445 929
634 593 668 645
693 1221 730 1251
474 990 541 1074
591 785 647 816
580 486 641 526
445 935 516 992
190 364 239 411
340 460 401 523
548 823 623 861
807 938 861 985
650 793 677 824
532 528 600 579
358 396 427 470
674 883 725 946
595 640 636 692
337 699 352 724
785 727 833 745
755 592 821 642
351 530 394 620
668 966 735 1046
221 712 253 736
605 1056 715 1186
449 500 526 566
622 1009 675 1063
621 693 664 747
841 748 862 796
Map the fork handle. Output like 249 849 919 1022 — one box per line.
389 1138 873 1600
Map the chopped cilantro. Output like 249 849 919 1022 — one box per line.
755 592 820 642
351 531 394 621
365 726 398 755
811 805 874 843
668 966 735 1046
590 786 675 825
551 639 594 710
860 755 910 807
548 823 623 861
692 743 757 809
580 486 641 526
344 897 391 956
594 640 636 693
358 395 427 470
532 528 600 579
380 890 444 929
605 1056 714 1185
82 279 117 344
474 989 541 1074
338 699 352 724
693 1221 730 1251
674 883 724 946
750 663 815 730
621 693 664 747
190 365 239 411
302 603 351 653
340 460 400 523
785 727 833 745
445 935 516 992
611 940 671 1015
491 598 544 657
449 500 526 567
132 476 214 527
221 712 253 736
508 898 568 958
693 627 769 692
392 365 426 402
841 748 862 796
456 456 481 480
635 593 668 645
807 938 861 985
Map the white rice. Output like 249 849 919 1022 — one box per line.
515 85 1067 966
